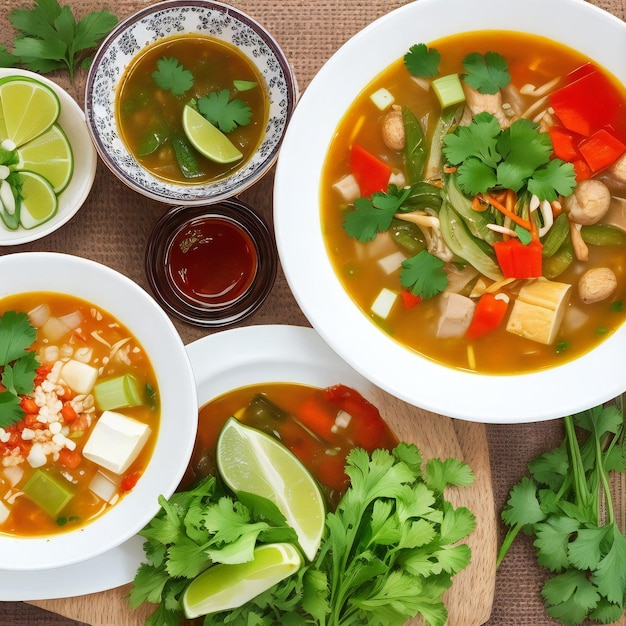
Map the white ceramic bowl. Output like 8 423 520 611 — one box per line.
274 0 626 424
0 252 197 571
85 0 297 205
0 69 97 246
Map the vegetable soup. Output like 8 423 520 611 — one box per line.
187 382 397 508
321 31 626 374
116 34 268 184
0 293 159 537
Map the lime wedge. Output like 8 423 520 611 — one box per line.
17 124 74 192
182 543 302 619
217 417 326 561
182 104 243 164
18 171 58 229
0 76 60 147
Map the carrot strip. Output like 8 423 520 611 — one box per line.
480 192 532 230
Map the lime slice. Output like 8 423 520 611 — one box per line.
17 124 74 192
0 76 60 147
217 417 326 561
182 542 302 618
18 171 58 229
182 105 243 164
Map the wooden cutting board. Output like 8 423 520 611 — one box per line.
31 392 496 626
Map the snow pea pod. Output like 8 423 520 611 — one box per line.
402 106 426 183
580 224 626 246
390 218 426 255
543 239 574 279
541 213 569 257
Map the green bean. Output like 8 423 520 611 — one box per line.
541 213 570 257
543 240 574 279
390 218 426 255
581 224 626 246
402 106 426 183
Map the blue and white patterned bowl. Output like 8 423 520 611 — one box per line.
84 0 297 205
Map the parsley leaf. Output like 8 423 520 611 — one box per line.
401 250 449 299
462 51 510 95
7 0 117 80
404 43 440 78
152 57 194 96
196 90 253 133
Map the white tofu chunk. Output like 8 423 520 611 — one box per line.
83 410 151 474
332 174 361 203
371 288 398 319
89 470 122 503
437 292 476 338
370 87 395 111
377 251 406 274
61 359 99 395
0 499 10 525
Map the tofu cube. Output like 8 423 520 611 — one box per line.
370 87 395 111
89 470 122 503
437 292 476 338
83 410 151 474
61 359 99 395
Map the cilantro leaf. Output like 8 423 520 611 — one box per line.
343 195 397 242
404 43 440 78
196 90 253 133
400 250 448 299
0 311 37 365
0 392 23 429
462 51 510 94
152 57 194 96
527 160 577 202
3 351 39 395
9 0 117 80
443 111 502 168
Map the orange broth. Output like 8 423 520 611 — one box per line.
0 293 159 537
116 34 268 184
320 31 626 374
187 382 397 508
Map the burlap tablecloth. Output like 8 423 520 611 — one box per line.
0 0 624 623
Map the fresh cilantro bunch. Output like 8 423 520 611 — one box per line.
0 311 39 428
498 402 626 625
443 112 577 201
130 443 476 626
0 0 118 80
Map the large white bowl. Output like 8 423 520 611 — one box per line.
0 69 97 246
0 252 197 571
85 0 297 205
273 0 626 424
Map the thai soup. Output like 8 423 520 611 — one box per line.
0 293 159 537
187 382 397 508
116 34 268 184
321 31 626 374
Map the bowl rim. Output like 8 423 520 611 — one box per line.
0 252 198 570
84 0 298 206
273 0 626 424
0 69 97 247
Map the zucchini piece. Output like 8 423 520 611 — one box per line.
94 374 143 411
23 470 74 518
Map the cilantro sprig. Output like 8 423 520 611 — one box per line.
152 57 194 96
401 250 448 299
498 402 626 625
0 311 39 428
0 0 118 80
443 112 577 201
130 442 476 626
196 89 253 133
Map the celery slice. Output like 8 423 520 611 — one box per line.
23 469 74 517
432 74 466 109
94 374 143 411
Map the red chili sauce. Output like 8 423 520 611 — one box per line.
166 216 258 308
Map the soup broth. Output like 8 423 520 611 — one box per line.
117 34 268 184
321 31 626 374
188 382 397 507
0 293 159 537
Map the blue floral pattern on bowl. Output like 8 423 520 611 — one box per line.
85 0 297 205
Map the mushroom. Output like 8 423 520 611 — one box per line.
563 179 611 225
578 267 617 304
382 106 405 151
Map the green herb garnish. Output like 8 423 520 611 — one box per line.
152 57 194 96
404 43 440 78
196 89 253 133
498 402 626 625
0 311 38 428
401 250 448 299
0 0 117 80
443 112 577 201
461 51 510 95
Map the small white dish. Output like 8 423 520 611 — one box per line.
273 0 626 424
0 69 97 246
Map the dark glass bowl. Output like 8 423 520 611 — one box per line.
145 199 277 327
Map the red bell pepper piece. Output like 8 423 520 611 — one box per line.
400 290 421 308
548 126 582 162
578 128 626 173
349 144 392 198
549 63 626 140
466 292 509 339
572 158 593 181
493 239 543 279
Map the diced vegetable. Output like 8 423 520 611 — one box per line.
466 292 509 339
401 289 422 308
432 73 465 109
370 287 397 319
94 374 144 411
548 126 582 162
493 239 542 278
577 128 626 173
22 469 74 517
369 87 395 110
349 144 391 198
60 359 99 395
233 79 257 92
